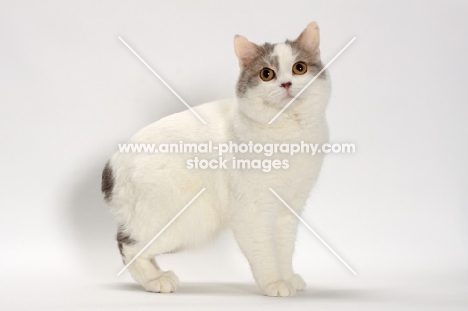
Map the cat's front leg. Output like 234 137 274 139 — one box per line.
231 204 296 297
276 211 306 291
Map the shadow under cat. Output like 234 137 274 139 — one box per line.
102 282 380 300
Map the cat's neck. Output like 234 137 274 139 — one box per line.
231 97 327 142
235 96 326 124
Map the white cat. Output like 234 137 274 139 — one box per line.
102 22 330 297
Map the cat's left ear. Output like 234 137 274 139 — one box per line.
295 21 321 57
234 35 259 69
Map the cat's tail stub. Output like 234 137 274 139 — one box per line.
101 161 114 202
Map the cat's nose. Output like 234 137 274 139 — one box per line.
281 82 292 90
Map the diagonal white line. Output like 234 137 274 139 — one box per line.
118 36 207 125
268 37 356 124
117 188 206 276
268 188 357 275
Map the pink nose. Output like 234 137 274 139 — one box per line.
281 82 292 90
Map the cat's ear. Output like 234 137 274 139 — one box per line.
295 22 321 57
234 35 259 69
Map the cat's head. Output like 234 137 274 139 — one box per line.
234 22 330 123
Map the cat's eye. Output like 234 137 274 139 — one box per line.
259 68 275 81
292 62 307 75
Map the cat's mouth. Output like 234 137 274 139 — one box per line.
284 92 295 100
280 94 294 105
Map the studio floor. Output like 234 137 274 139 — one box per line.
3 273 467 310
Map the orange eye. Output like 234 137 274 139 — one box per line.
259 68 275 81
292 62 307 75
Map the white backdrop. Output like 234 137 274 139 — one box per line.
1 0 467 309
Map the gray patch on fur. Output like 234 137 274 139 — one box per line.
270 55 279 70
285 40 325 78
101 161 114 202
117 225 136 257
236 42 278 97
236 40 325 97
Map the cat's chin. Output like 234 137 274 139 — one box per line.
265 99 294 110
277 96 295 106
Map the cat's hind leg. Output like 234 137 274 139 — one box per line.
118 235 179 293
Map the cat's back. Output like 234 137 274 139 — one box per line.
106 99 234 211
109 98 234 176
130 99 234 144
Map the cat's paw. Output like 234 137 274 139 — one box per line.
143 270 179 293
261 281 296 297
287 274 306 291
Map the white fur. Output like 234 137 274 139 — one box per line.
106 23 330 297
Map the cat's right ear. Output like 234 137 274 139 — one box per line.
234 35 259 69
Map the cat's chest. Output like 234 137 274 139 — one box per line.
232 120 328 144
228 121 327 174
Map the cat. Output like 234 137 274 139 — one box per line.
102 21 330 297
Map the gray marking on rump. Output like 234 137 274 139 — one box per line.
101 161 114 202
